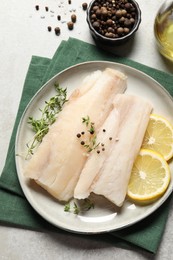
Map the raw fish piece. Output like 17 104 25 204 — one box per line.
25 68 127 201
74 108 120 199
68 70 102 101
91 94 153 207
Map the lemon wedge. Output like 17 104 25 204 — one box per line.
142 114 173 161
127 149 171 203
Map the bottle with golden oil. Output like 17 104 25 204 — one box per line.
154 0 173 61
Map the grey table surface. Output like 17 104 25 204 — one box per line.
0 1 173 259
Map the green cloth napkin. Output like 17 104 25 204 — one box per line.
1 37 173 254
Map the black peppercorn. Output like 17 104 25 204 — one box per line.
45 6 49 12
117 27 124 35
93 21 100 30
106 19 113 26
125 3 132 10
82 3 88 10
89 0 137 39
47 26 52 32
124 27 130 34
35 5 39 11
54 27 61 35
71 14 77 23
124 18 132 27
67 21 74 30
57 15 61 21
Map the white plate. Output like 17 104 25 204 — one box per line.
15 61 173 234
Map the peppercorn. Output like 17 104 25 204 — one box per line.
101 7 108 19
68 0 71 4
106 19 113 26
77 133 81 138
45 6 49 12
57 15 61 21
71 14 77 23
89 0 137 39
105 32 114 38
54 27 61 35
82 3 88 10
125 3 132 10
93 21 100 30
121 9 127 16
124 27 130 34
81 141 85 145
124 18 132 27
67 21 74 30
47 26 52 32
91 14 97 20
116 10 123 18
117 27 124 35
35 5 39 11
81 131 85 135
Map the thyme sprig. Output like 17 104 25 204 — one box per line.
26 83 67 158
81 116 100 153
64 199 95 214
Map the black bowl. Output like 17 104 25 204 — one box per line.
87 0 141 46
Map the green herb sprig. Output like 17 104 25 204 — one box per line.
26 83 67 158
64 199 95 214
81 116 100 153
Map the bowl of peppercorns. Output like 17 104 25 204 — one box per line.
87 0 141 46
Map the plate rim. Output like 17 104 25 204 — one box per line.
15 61 173 234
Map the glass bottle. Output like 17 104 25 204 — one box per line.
154 0 173 61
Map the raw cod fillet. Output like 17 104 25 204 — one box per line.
74 107 120 199
90 94 153 207
24 68 127 201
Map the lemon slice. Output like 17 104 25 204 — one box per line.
127 149 171 203
142 114 173 161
